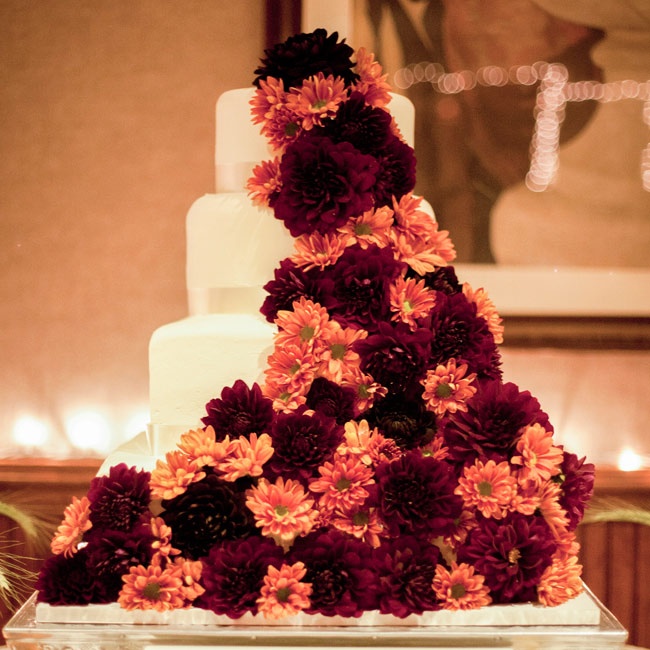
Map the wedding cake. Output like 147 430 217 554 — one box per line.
34 29 599 627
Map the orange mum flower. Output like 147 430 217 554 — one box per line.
344 371 387 413
257 561 312 620
537 554 583 607
149 516 180 565
421 359 477 416
443 509 478 550
390 275 437 329
432 562 492 610
352 47 392 108
316 324 367 383
246 477 318 547
536 480 570 538
463 283 504 345
455 459 517 519
247 157 282 207
174 557 205 602
274 297 334 349
330 506 385 548
177 425 233 468
309 456 375 512
50 496 92 558
216 433 274 481
250 78 301 151
420 435 450 461
337 205 394 249
149 450 206 501
391 193 435 239
262 379 308 413
287 72 347 130
292 231 350 271
338 419 401 466
511 423 564 487
264 341 317 399
118 564 185 612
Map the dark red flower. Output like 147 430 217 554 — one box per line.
160 473 255 560
197 537 284 617
253 29 358 90
320 92 394 154
36 547 112 605
305 377 357 424
261 258 330 323
84 525 155 600
441 380 552 465
374 450 463 537
266 408 343 481
558 451 595 530
362 393 436 449
289 529 377 616
273 134 378 237
355 322 432 394
86 463 151 533
457 512 556 603
202 380 275 441
421 265 463 295
373 536 440 616
322 244 404 331
371 134 417 207
427 292 501 380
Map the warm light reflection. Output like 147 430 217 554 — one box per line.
65 410 112 454
617 447 644 472
12 415 49 448
124 409 150 439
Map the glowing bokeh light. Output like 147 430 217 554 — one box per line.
617 447 644 472
12 415 49 448
65 410 112 454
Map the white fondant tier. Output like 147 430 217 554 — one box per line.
186 193 294 315
148 313 275 432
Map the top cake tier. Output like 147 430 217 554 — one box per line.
215 88 415 192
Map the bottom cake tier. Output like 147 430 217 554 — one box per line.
3 584 627 650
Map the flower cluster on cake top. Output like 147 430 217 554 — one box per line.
36 29 595 620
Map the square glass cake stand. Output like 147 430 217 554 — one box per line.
3 585 627 650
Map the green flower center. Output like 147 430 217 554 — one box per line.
402 299 413 314
335 478 351 491
285 122 299 136
275 504 289 517
354 223 373 236
313 99 327 110
450 583 467 599
330 343 346 360
276 586 292 602
143 582 161 601
435 382 453 399
300 325 315 341
289 362 301 375
478 480 493 497
358 384 370 399
352 511 369 526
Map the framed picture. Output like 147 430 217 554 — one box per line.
271 0 650 347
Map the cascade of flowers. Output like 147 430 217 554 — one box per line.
36 29 595 620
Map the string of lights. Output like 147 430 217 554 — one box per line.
393 61 650 192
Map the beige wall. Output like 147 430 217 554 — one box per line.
0 1 265 454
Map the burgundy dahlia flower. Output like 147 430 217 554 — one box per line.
86 463 151 533
197 537 284 617
355 322 432 394
321 244 403 331
160 473 255 559
427 292 502 380
374 450 463 537
36 547 112 605
457 512 556 603
558 451 595 530
373 536 441 616
371 134 417 207
289 529 377 616
202 380 275 440
442 380 552 464
273 134 378 237
421 266 463 295
266 408 343 481
253 28 358 90
305 376 357 424
261 258 330 323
